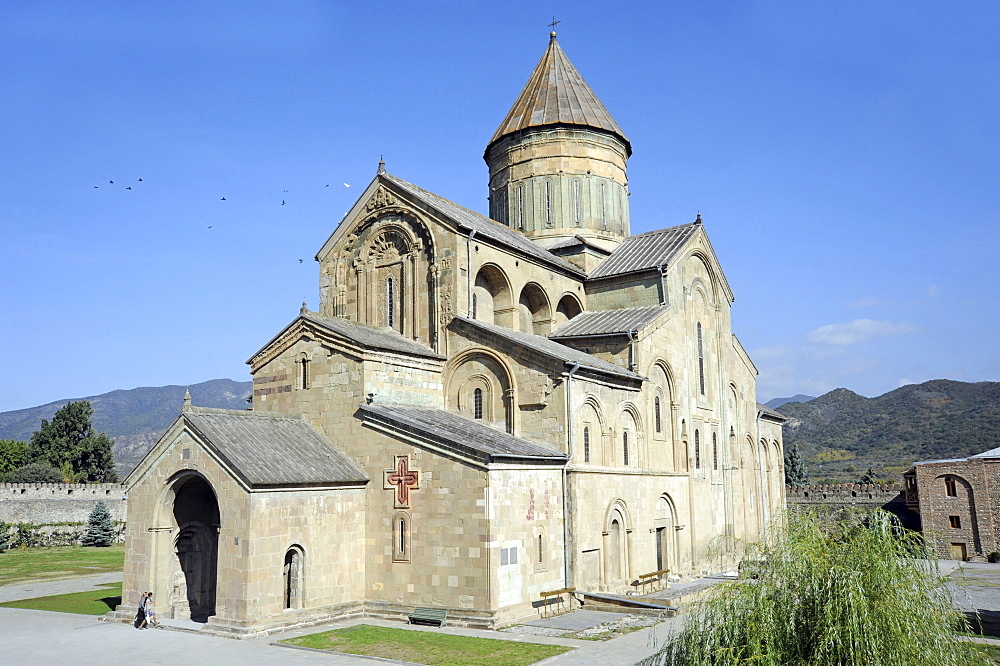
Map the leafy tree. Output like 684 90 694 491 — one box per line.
643 510 989 665
80 500 115 547
783 441 809 485
0 439 29 474
1 461 63 483
29 401 117 482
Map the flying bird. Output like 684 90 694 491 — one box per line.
93 186 99 188
298 259 303 263
283 189 289 192
138 178 143 181
343 183 350 188
208 225 213 229
109 180 114 184
282 200 286 205
325 184 330 187
221 197 227 200
126 186 132 190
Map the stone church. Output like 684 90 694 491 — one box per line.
116 32 785 635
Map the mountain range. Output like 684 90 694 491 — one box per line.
0 379 252 477
778 379 1000 483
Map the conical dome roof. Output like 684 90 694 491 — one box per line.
488 34 631 155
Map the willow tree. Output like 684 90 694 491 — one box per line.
644 510 988 666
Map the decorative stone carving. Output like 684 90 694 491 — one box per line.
366 186 397 211
384 455 420 509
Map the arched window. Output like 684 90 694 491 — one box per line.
473 388 483 420
573 179 581 225
393 512 410 562
583 426 590 463
386 277 395 329
694 430 701 469
623 431 629 466
545 180 552 226
712 432 718 471
472 293 478 319
600 182 607 230
300 358 310 390
283 546 303 609
618 188 624 232
516 184 524 230
697 322 705 395
537 533 544 563
654 396 662 433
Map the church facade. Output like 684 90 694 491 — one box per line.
116 33 785 636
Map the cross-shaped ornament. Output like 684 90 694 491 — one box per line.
384 455 420 509
548 17 560 32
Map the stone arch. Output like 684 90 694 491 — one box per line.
472 263 514 326
649 361 676 470
759 438 771 528
283 544 305 610
617 403 642 467
518 282 552 335
654 493 679 571
165 471 220 623
446 349 515 433
392 511 411 562
554 292 584 327
688 251 721 308
603 499 632 586
577 395 607 465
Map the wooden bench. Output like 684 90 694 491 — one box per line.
408 607 447 627
637 568 670 595
539 587 576 618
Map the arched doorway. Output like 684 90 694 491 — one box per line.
171 475 220 622
283 546 304 610
654 494 677 571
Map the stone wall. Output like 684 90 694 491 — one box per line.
0 483 127 523
785 483 919 530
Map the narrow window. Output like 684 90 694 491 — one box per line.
654 396 662 433
545 180 552 226
573 180 580 225
301 358 309 390
386 277 395 329
393 512 411 562
623 431 629 466
472 293 478 319
713 432 718 471
695 430 701 469
697 322 705 395
517 184 524 230
949 515 962 529
474 388 483 420
398 517 406 554
618 188 624 232
537 534 543 563
600 182 607 230
583 426 590 462
945 477 957 497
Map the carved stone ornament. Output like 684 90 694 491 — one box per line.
366 186 397 211
384 455 420 509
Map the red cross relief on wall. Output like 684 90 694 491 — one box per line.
384 455 420 509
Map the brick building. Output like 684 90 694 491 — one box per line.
904 446 1000 560
113 32 784 636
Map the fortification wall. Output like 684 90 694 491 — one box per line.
0 483 127 523
785 483 919 530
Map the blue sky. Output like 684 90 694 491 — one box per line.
2 1 998 412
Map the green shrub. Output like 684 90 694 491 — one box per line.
1 462 62 483
988 551 1000 564
643 509 988 666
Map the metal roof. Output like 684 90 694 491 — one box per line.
182 408 368 488
549 305 667 338
588 223 699 279
301 310 444 360
359 405 567 464
383 174 584 276
451 316 644 382
488 34 630 154
757 403 788 422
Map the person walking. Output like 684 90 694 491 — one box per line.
144 592 160 627
134 592 148 629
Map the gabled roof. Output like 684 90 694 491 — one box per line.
359 405 566 465
971 446 1000 459
546 235 614 255
588 223 699 279
450 316 644 382
181 408 368 488
383 174 584 277
488 34 630 155
549 305 668 339
757 403 788 422
247 309 444 366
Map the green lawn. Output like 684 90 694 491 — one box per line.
0 582 122 615
0 543 125 585
280 624 571 665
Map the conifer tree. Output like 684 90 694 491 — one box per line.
80 500 115 547
783 441 809 485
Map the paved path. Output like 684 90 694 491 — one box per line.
0 571 678 666
0 571 123 603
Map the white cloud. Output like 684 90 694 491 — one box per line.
805 319 918 346
845 298 884 308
